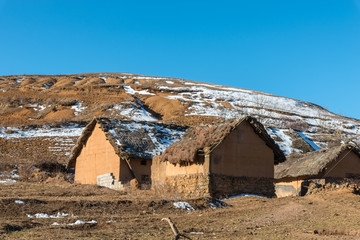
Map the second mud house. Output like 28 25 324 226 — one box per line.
67 118 186 189
151 116 285 198
275 144 360 197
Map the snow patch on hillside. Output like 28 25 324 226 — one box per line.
123 86 155 95
71 102 87 116
111 103 157 121
0 124 84 139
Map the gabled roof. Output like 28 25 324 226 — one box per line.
275 144 360 179
159 116 286 165
67 118 187 168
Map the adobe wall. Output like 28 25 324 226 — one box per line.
151 155 211 198
322 150 360 178
274 179 304 197
210 174 275 198
75 123 120 184
210 122 274 178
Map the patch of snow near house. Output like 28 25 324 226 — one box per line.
206 200 226 209
27 212 71 219
0 179 17 183
222 193 264 200
111 104 157 121
15 200 25 204
52 220 97 226
295 131 321 150
71 102 87 116
173 202 195 211
0 170 20 179
123 85 155 95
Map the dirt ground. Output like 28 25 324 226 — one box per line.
0 181 359 240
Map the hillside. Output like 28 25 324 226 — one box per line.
0 72 359 165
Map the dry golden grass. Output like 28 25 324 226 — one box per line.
0 182 359 239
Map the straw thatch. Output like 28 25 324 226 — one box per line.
275 144 360 179
160 116 286 164
67 118 187 168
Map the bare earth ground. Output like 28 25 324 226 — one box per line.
0 181 359 240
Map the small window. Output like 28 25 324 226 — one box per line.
140 160 147 166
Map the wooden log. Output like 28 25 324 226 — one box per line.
162 217 179 239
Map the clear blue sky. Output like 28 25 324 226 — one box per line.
1 0 359 119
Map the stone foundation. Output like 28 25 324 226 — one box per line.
210 174 275 198
153 173 210 199
97 173 124 190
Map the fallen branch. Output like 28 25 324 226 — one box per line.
161 217 191 240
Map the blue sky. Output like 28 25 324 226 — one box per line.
0 0 359 119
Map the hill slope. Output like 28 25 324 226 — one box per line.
0 72 359 163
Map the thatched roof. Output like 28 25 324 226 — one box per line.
67 118 187 168
275 144 360 179
160 116 286 164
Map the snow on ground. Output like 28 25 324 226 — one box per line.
15 200 25 204
0 170 20 179
15 77 25 83
0 123 84 139
206 200 226 209
27 104 47 111
295 130 321 150
52 220 97 226
267 127 298 155
173 201 195 211
0 170 20 183
99 76 107 83
27 212 76 219
165 80 174 84
222 193 264 200
0 179 17 183
123 85 155 95
119 76 166 80
111 103 158 121
42 82 55 89
71 102 87 116
157 81 360 138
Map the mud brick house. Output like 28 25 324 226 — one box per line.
67 118 186 189
151 116 285 198
275 144 360 197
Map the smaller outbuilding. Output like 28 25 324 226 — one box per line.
275 144 360 197
67 118 186 189
151 116 285 199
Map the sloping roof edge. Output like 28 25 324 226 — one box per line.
275 144 360 179
67 118 98 168
160 116 285 165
